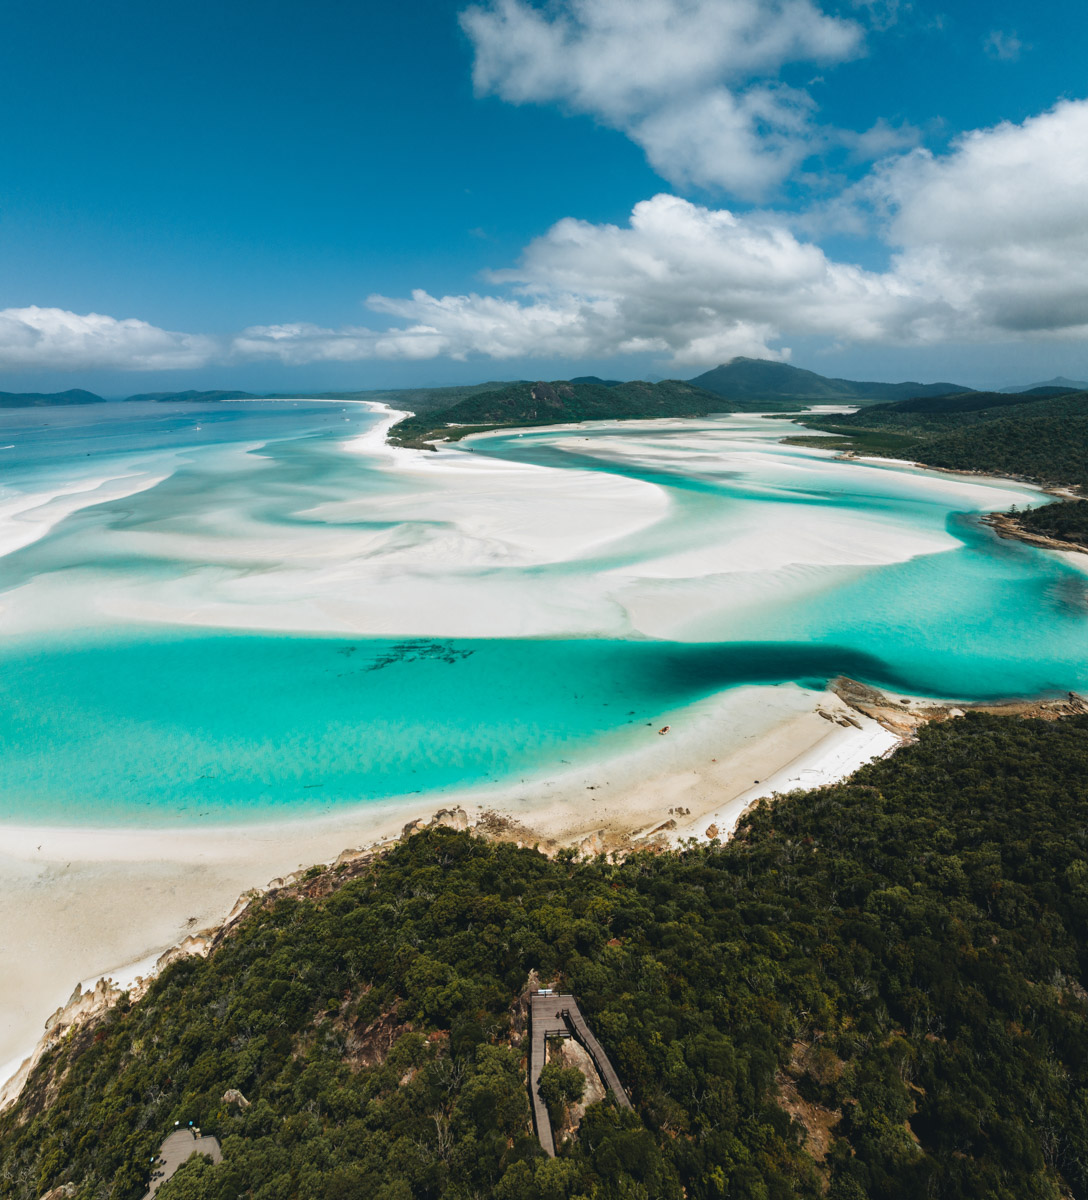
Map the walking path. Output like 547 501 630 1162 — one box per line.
529 991 631 1156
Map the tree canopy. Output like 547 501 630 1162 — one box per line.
3 713 1087 1200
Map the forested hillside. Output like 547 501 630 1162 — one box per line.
3 714 1087 1200
688 358 970 405
791 391 1088 490
1015 498 1088 547
387 378 734 446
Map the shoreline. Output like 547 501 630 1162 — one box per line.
829 449 1086 560
4 677 1086 1110
981 509 1088 559
0 679 902 1105
3 405 1085 1109
450 415 1088 563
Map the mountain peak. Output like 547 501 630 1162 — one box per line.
688 359 971 404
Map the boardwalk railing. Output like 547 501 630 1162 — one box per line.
528 991 631 1156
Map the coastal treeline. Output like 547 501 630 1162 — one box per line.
2 714 1087 1200
386 378 761 447
790 389 1088 491
1015 498 1088 546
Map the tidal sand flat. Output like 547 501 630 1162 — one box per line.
1 400 1087 1089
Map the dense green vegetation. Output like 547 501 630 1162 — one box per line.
386 378 771 447
344 381 520 415
3 713 1087 1200
1015 499 1088 547
791 390 1088 491
689 358 969 405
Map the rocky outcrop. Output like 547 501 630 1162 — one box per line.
38 1185 78 1200
1 930 217 1114
982 510 1087 556
831 676 1088 734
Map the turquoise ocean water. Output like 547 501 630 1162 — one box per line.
1 402 1085 826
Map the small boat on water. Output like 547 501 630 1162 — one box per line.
658 725 670 735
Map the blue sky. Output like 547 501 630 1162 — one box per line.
2 0 1088 392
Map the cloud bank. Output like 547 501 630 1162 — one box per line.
0 307 215 372
4 102 1088 373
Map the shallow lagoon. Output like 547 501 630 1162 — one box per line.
1 401 1085 825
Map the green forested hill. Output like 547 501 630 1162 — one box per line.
688 358 970 405
387 378 734 446
1016 498 1088 546
340 381 520 413
0 388 105 407
791 391 1088 490
3 713 1087 1200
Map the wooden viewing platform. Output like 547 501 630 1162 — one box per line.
140 1128 222 1200
528 990 632 1156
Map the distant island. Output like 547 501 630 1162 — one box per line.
0 388 106 407
382 360 980 449
0 357 976 412
685 357 970 405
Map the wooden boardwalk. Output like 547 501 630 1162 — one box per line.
140 1129 222 1200
528 991 631 1156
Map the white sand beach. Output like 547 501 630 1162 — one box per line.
0 406 1044 642
0 678 903 1100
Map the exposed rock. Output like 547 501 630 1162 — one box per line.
223 889 262 925
401 818 426 838
342 1006 408 1071
578 830 606 856
39 1184 78 1200
982 510 1088 557
429 806 470 831
2 932 212 1112
547 1036 607 1143
222 1087 250 1109
832 675 1088 734
775 1069 840 1177
145 935 212 989
705 823 720 840
774 1042 844 1191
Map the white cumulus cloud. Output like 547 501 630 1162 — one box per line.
459 0 864 197
877 99 1088 338
322 98 1088 366
10 101 1088 374
0 307 216 372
